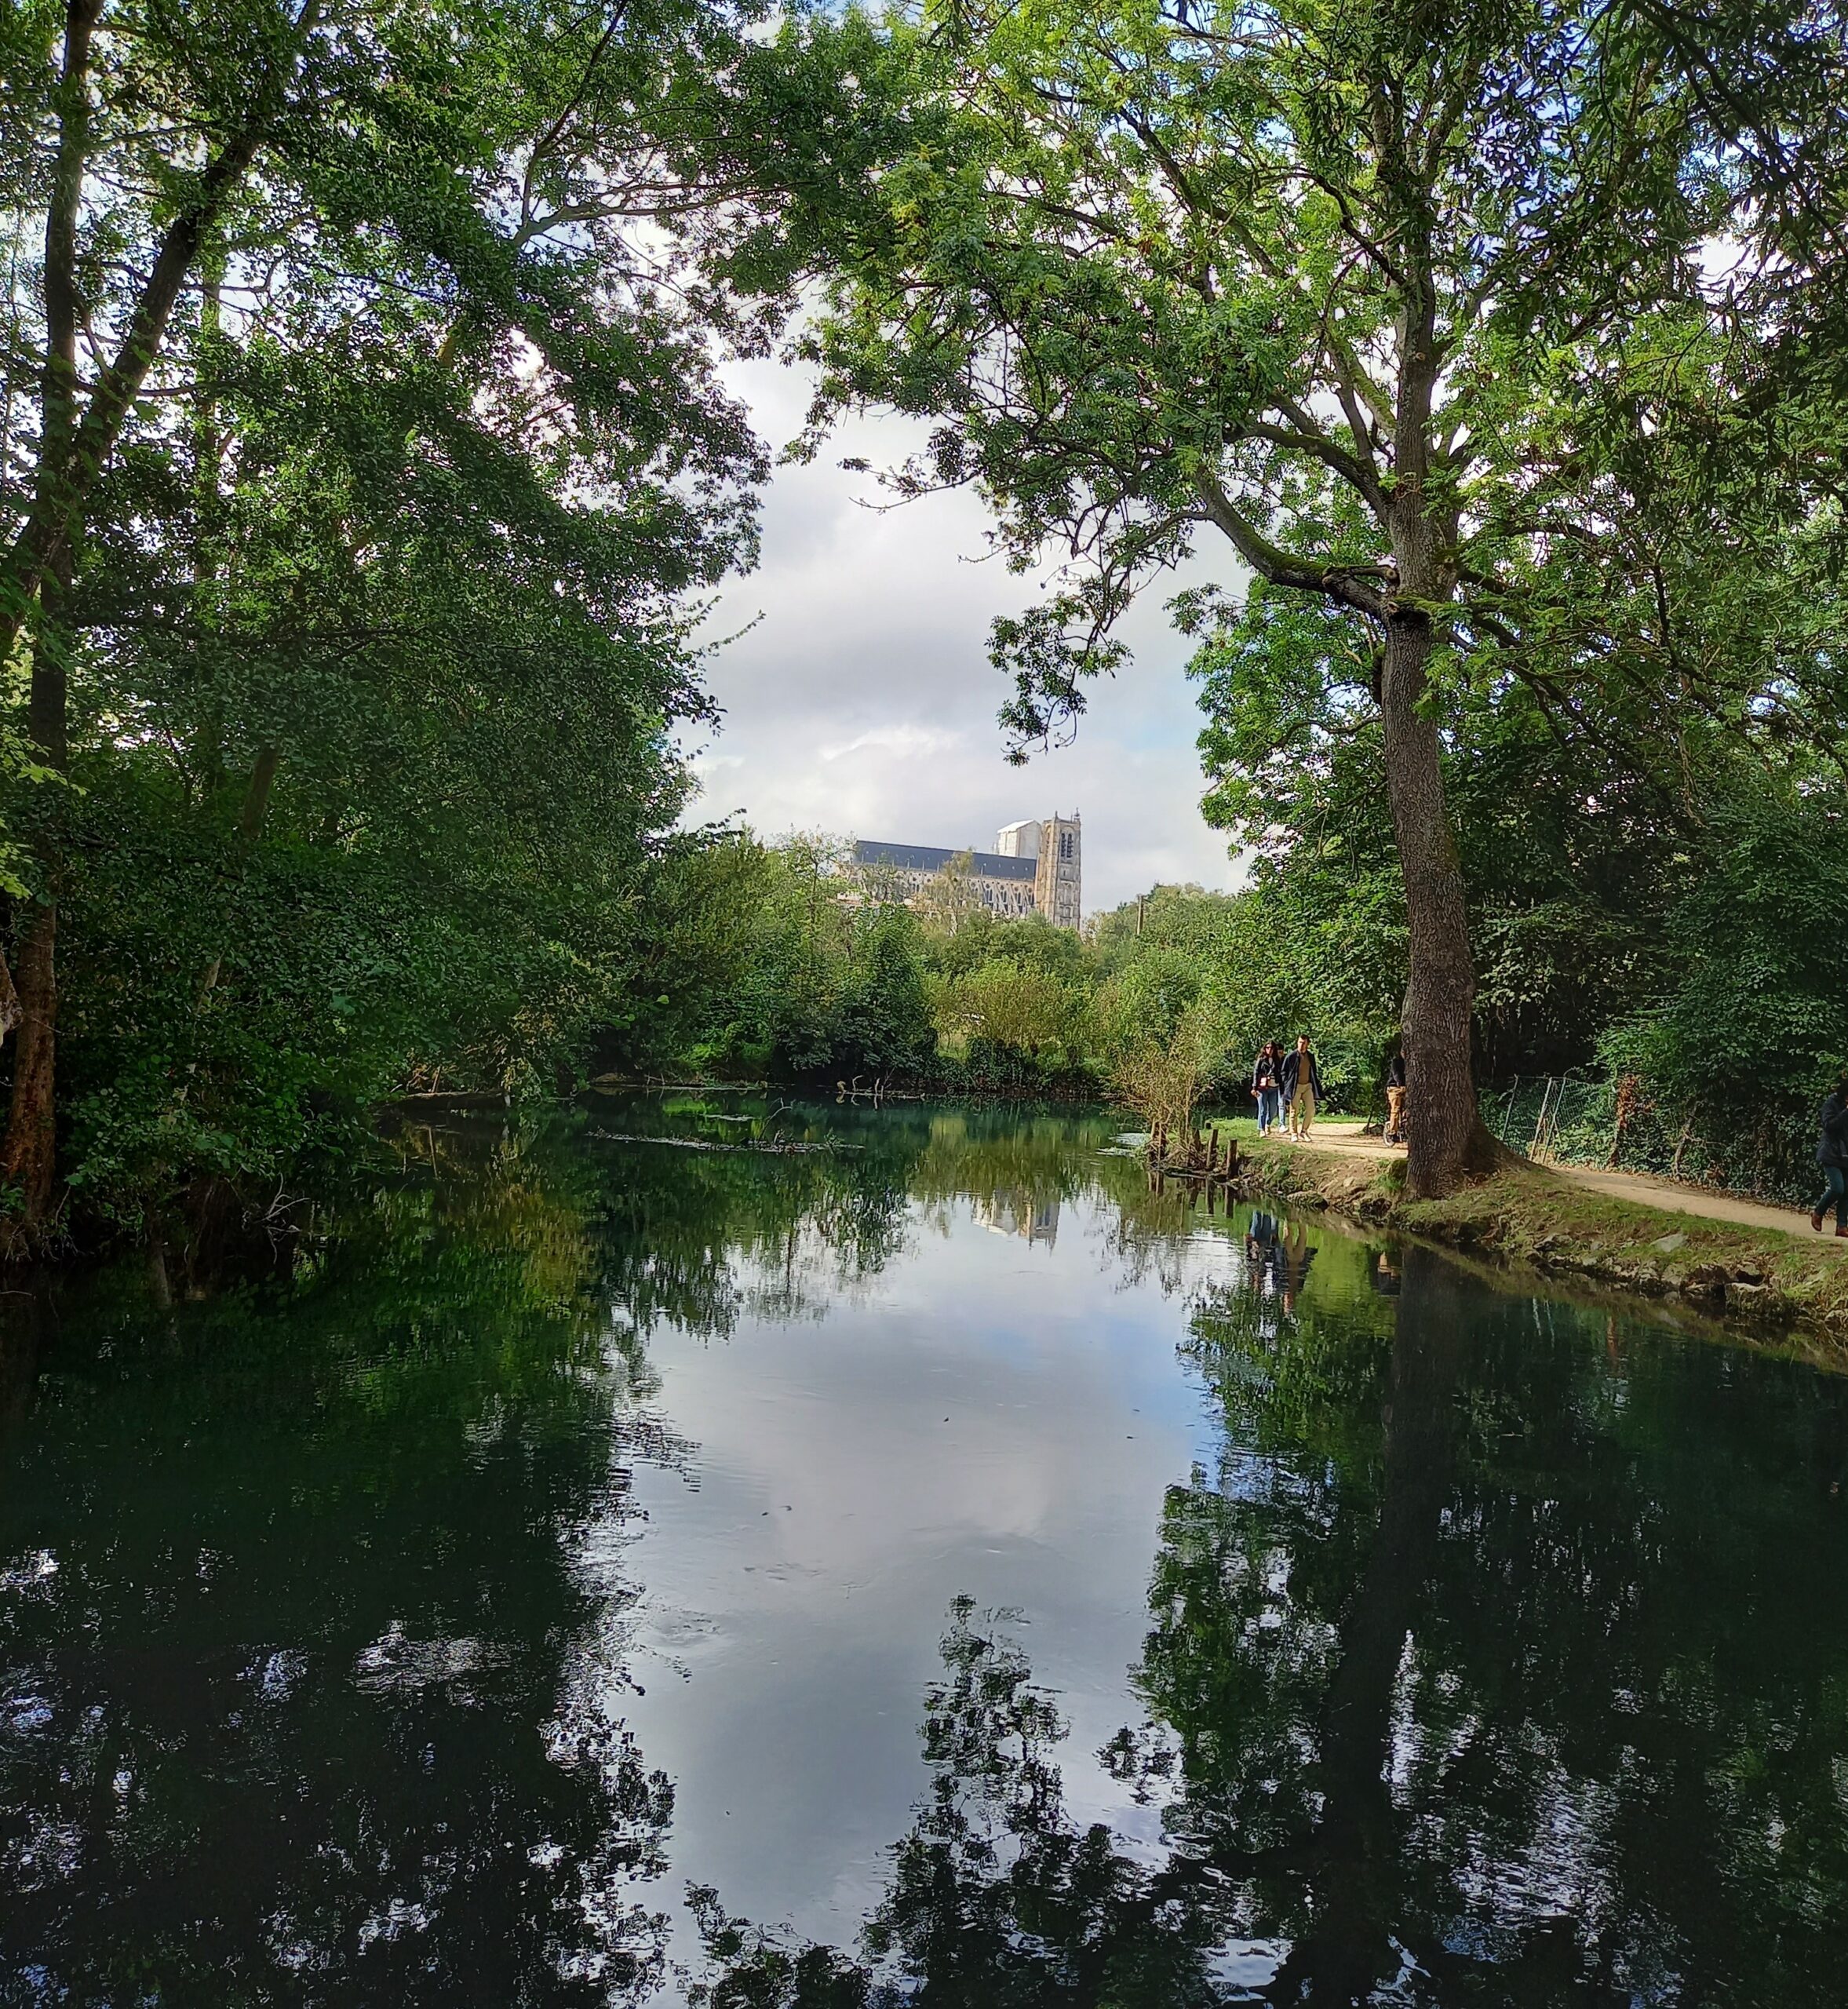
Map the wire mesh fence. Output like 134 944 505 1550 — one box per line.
1482 1072 1823 1212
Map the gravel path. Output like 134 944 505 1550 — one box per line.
1284 1121 1846 1244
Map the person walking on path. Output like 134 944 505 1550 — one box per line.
1252 1041 1284 1136
1281 1034 1324 1141
1384 1051 1408 1146
1813 1075 1848 1236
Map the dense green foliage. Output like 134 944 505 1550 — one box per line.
659 838 1372 1110
768 0 1848 1192
665 756 1848 1192
673 839 1098 1094
1187 595 1848 1180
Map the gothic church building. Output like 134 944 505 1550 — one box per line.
851 814 1082 929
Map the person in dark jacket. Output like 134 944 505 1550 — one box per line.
1383 1050 1408 1145
1252 1041 1284 1136
1281 1034 1325 1140
1813 1075 1848 1235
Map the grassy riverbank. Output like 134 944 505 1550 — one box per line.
1241 1136 1848 1344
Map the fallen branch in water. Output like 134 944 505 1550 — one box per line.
587 1077 769 1092
589 1129 855 1156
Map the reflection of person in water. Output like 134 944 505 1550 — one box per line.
1246 1210 1281 1293
1371 1249 1401 1298
1812 1376 1848 1502
0 1285 47 1440
1278 1220 1314 1311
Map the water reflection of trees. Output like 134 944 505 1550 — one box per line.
589 1098 1147 1333
0 1099 1157 2002
691 1244 1848 2007
0 1147 690 2003
583 1092 1281 1333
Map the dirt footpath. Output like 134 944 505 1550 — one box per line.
1293 1121 1843 1245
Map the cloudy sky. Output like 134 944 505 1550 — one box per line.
680 359 1245 917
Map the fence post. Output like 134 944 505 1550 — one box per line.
1499 1076 1521 1145
1528 1078 1556 1162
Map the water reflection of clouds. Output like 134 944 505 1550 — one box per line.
570 1190 1223 1985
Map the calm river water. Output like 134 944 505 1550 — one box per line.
5 1098 1848 2004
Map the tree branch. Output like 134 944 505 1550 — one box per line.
1193 467 1388 618
1325 329 1397 436
38 0 104 494
1 0 326 657
519 1 633 234
1248 399 1388 516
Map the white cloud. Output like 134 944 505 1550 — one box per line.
684 358 1245 912
818 724 964 764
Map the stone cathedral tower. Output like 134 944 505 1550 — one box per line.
994 812 1081 928
852 813 1082 926
1033 812 1081 928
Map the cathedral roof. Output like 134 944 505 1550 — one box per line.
851 839 1037 882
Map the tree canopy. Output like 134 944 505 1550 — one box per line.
5 0 1848 1236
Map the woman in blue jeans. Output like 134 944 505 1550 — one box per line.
1252 1041 1284 1136
1813 1075 1848 1235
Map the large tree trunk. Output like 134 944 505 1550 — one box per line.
0 0 93 1239
0 4 310 1251
2 596 71 1241
1 644 67 1234
1378 608 1500 1198
0 902 59 1230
